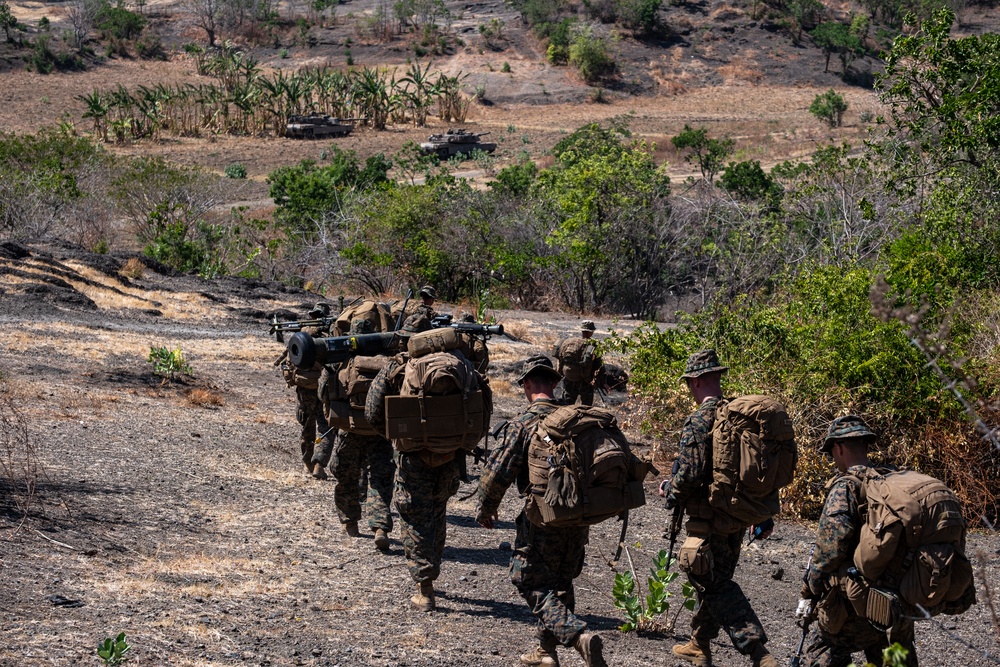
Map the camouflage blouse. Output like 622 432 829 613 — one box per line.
805 464 868 597
669 395 723 504
475 399 562 521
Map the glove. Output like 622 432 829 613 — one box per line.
796 598 814 619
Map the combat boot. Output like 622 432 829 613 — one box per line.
311 463 328 480
373 528 390 551
411 581 435 612
750 643 778 667
672 638 712 666
520 638 560 667
343 520 360 537
572 632 606 667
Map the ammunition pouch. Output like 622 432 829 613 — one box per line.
678 535 713 576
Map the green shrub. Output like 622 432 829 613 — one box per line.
720 160 782 203
225 162 248 179
94 2 147 40
97 632 130 666
568 26 614 82
613 549 695 632
809 89 848 127
147 347 191 379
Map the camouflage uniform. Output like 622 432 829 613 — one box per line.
365 356 462 584
332 430 373 524
802 465 917 667
554 324 603 406
402 303 437 334
296 318 334 470
667 395 770 656
365 436 396 533
477 398 592 648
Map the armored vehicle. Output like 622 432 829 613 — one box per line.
285 114 356 139
419 128 496 159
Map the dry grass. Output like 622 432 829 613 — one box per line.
718 56 764 85
185 388 225 407
120 257 145 279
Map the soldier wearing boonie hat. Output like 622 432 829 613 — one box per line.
516 354 562 385
819 415 876 453
679 349 728 380
403 285 438 334
553 322 604 406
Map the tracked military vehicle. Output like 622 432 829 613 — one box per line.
420 129 496 159
285 114 357 139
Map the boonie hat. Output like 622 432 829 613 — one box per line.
581 320 596 332
680 349 728 379
419 285 437 299
516 354 562 386
349 318 374 335
821 415 876 452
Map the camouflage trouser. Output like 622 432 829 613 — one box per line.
365 437 395 533
687 529 768 654
296 387 332 467
803 612 917 667
332 431 374 524
561 379 594 406
510 511 590 647
394 451 461 583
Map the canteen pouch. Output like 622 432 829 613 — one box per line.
678 535 713 576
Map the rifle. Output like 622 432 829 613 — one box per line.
286 331 400 368
394 289 413 331
666 504 684 568
791 550 817 667
429 313 504 339
269 315 337 342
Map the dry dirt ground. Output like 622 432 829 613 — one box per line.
2 242 999 667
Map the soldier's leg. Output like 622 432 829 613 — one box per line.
429 458 462 573
296 387 317 468
687 530 767 654
366 436 396 533
312 406 334 468
510 513 590 647
395 453 443 583
331 431 364 525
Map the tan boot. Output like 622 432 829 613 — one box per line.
572 632 606 667
311 463 328 480
672 638 712 667
373 528 390 551
750 644 778 667
411 581 435 612
520 640 560 666
343 520 360 537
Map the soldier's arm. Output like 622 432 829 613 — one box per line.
806 477 861 596
476 420 531 521
669 406 713 502
364 360 399 439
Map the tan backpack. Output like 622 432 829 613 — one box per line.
556 337 596 382
385 351 491 453
333 299 395 336
708 395 797 525
847 468 974 621
526 405 647 527
323 355 389 435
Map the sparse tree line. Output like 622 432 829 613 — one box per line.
77 48 471 142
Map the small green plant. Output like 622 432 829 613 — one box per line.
500 61 511 73
148 346 192 379
279 47 289 58
613 548 695 632
97 632 130 666
849 642 910 667
225 162 247 179
344 48 353 65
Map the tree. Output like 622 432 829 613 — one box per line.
671 124 734 183
66 0 99 51
809 89 848 127
186 0 222 46
788 0 823 43
0 0 19 43
811 21 862 74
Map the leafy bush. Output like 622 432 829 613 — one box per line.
613 549 695 632
97 632 130 666
94 1 147 40
147 347 191 379
671 125 734 183
225 162 248 179
615 0 662 34
568 26 614 82
720 160 782 204
809 89 848 127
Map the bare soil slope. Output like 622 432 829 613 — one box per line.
1 240 998 667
